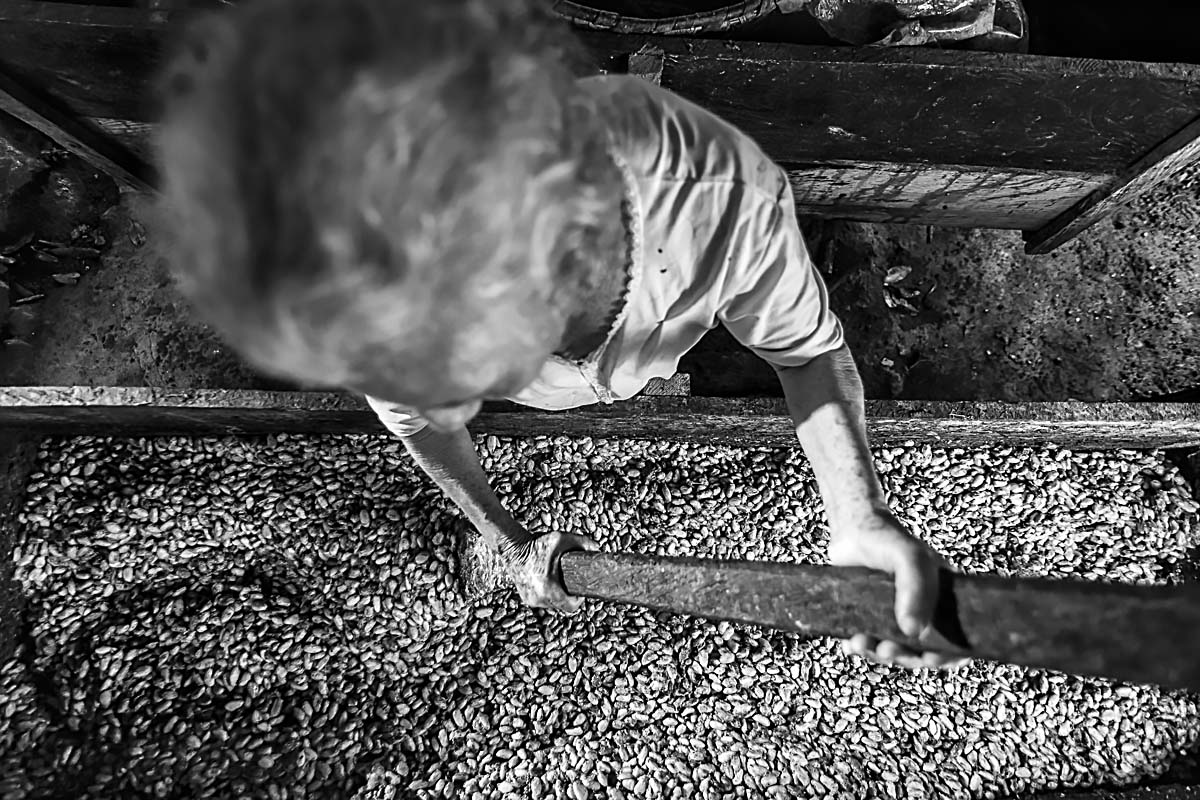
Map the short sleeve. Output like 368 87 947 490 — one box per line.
717 188 845 368
364 395 430 438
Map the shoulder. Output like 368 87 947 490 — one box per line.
577 74 786 201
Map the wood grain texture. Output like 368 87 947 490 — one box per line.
0 71 156 190
89 116 156 162
1025 114 1200 253
4 3 1199 244
626 44 664 85
0 387 1197 448
3 3 1199 175
559 552 1200 690
579 33 1200 175
638 373 691 396
0 1 168 122
73 114 1115 229
786 162 1110 228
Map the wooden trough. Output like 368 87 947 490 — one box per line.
0 4 1197 797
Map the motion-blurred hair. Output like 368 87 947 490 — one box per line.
157 0 619 395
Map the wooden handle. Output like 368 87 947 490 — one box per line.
559 551 1200 690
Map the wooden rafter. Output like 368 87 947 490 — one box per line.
0 67 156 191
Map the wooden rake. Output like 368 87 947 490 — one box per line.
559 552 1200 690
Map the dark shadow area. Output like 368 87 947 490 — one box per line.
1026 1 1200 64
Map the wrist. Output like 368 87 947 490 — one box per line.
827 500 897 541
486 520 536 558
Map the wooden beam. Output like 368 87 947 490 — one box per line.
1025 114 1200 254
89 116 155 162
787 162 1110 229
4 3 1200 244
0 387 1197 449
0 69 156 191
4 2 1199 176
579 32 1200 175
0 1 169 123
78 113 1115 229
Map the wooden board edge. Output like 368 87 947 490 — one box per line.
784 161 1111 230
5 2 1200 84
0 388 1198 449
1024 114 1200 254
0 70 156 191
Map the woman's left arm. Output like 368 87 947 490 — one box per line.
775 343 963 669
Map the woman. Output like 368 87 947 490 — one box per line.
159 0 959 668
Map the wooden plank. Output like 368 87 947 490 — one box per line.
638 373 690 396
787 162 1111 229
3 3 1200 242
3 2 1199 176
560 552 1200 690
580 32 1200 175
76 115 1115 228
0 387 1197 448
0 70 156 191
90 117 155 162
625 44 664 85
0 2 169 123
1025 114 1200 253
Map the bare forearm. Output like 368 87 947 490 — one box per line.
401 425 524 549
776 345 890 534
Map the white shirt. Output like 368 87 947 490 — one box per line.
368 75 844 436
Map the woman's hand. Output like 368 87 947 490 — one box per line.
499 527 599 614
828 510 969 670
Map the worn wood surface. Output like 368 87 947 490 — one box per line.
4 5 1191 176
0 387 1197 448
89 116 156 162
786 162 1110 229
0 69 156 191
1025 113 1200 253
559 552 1200 690
0 2 167 123
580 33 1200 175
4 2 1200 243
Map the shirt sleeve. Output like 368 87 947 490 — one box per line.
364 395 430 438
717 186 845 368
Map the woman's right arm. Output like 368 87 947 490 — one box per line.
400 424 596 613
